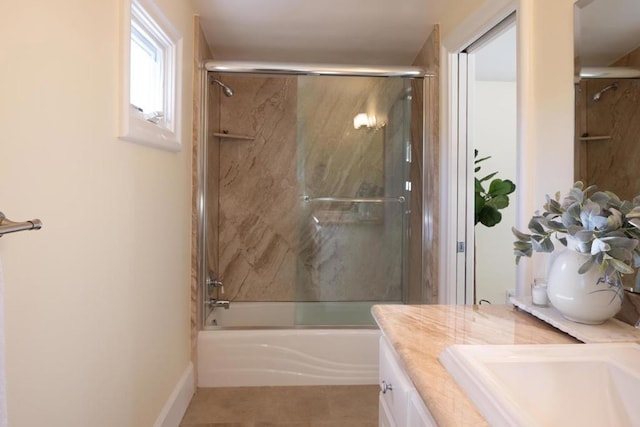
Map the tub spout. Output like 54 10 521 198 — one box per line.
206 298 230 309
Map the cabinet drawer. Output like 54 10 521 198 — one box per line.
379 336 413 427
379 394 397 427
408 390 437 427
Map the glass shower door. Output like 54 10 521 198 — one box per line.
294 75 411 325
202 71 419 328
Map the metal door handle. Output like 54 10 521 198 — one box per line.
381 380 393 394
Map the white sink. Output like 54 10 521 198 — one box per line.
439 343 640 427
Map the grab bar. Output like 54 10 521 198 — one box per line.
0 212 43 237
303 196 405 204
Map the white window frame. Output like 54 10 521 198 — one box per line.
119 0 183 151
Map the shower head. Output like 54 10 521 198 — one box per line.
592 83 618 101
210 78 234 97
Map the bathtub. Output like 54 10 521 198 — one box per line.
197 302 387 387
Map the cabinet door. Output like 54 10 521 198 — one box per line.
379 337 412 426
407 391 437 427
379 394 397 427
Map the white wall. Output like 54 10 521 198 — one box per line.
474 81 517 304
0 1 194 426
516 0 576 292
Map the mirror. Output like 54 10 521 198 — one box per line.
575 0 640 79
574 0 640 292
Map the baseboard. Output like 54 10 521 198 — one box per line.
153 362 195 427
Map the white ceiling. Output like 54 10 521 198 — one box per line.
578 0 640 66
192 0 640 70
191 0 449 65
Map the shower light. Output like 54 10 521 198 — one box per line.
353 113 380 130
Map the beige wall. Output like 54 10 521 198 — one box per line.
0 1 194 425
517 0 576 287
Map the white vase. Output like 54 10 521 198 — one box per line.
547 238 624 324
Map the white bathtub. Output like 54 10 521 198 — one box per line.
198 302 384 387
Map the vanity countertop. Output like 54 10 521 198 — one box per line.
371 304 579 426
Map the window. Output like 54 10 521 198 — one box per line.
119 0 182 151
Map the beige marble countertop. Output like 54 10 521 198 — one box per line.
372 304 579 426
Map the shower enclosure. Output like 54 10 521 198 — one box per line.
198 62 431 329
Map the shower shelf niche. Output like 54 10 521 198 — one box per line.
213 132 255 140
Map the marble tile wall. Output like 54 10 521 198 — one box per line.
410 25 440 304
209 74 411 302
576 45 640 289
576 44 640 200
214 75 299 301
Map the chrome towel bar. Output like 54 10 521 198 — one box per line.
303 196 405 204
0 212 43 237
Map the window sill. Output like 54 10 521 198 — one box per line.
119 113 181 152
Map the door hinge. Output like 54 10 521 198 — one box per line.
457 241 466 253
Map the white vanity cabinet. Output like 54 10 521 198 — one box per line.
378 336 437 427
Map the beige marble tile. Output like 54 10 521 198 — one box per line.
209 74 412 304
325 385 379 421
180 385 378 426
372 304 578 426
410 25 440 304
256 387 330 423
180 387 267 425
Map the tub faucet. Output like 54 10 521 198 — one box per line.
207 298 230 309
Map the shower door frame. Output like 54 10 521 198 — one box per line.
196 61 432 328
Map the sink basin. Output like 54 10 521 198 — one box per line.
439 343 640 427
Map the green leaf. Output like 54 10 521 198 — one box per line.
608 258 635 275
531 236 554 253
513 241 531 251
590 191 610 208
608 247 633 263
567 202 581 220
573 230 594 242
512 227 531 241
578 257 595 274
479 206 502 227
475 155 491 165
540 237 555 252
557 236 567 247
568 187 584 204
488 179 516 196
545 220 567 232
480 172 498 183
544 197 563 214
487 194 509 210
528 217 545 234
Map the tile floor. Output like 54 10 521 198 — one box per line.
180 385 379 427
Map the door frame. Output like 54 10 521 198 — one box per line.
439 0 517 304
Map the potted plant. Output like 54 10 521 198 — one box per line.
474 150 516 304
475 150 516 228
512 182 640 323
